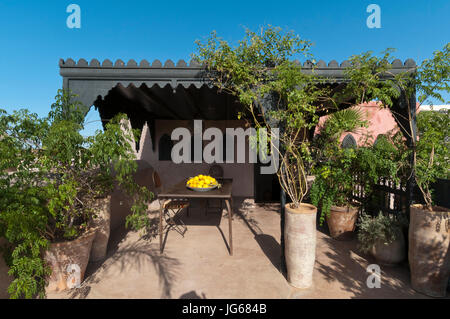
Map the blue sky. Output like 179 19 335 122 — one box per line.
0 0 449 135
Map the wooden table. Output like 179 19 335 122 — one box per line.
157 178 233 255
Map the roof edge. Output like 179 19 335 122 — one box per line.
59 58 203 68
59 58 417 69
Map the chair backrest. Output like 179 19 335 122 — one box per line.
152 170 162 189
208 165 224 179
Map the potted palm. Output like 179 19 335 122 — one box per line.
311 109 367 240
310 149 359 240
0 90 152 298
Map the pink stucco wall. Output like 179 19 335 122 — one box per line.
315 101 420 145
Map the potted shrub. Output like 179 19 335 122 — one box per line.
354 131 409 263
311 109 367 240
310 151 359 240
408 108 450 297
357 212 407 265
390 43 450 297
337 44 449 296
0 90 152 298
193 27 409 288
194 26 331 288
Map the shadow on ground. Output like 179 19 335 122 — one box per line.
69 223 180 299
314 226 434 299
233 199 284 276
179 290 207 299
154 197 284 274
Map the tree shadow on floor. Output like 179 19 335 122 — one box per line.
179 290 207 299
255 202 280 214
314 231 437 299
233 199 284 277
69 223 180 299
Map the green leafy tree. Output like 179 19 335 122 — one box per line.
395 43 450 210
194 25 340 207
415 109 450 206
331 43 449 211
0 90 152 298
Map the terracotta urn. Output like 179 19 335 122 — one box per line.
326 205 358 240
409 204 450 297
44 228 97 293
0 237 13 299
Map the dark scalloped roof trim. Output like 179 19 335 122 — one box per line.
59 58 416 69
294 58 416 68
59 58 204 68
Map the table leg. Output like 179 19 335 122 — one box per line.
159 202 163 254
225 199 233 256
230 197 233 218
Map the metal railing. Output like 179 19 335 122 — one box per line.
352 173 408 217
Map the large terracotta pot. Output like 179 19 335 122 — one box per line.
90 196 112 262
371 228 406 266
326 205 358 240
44 229 96 293
285 203 317 289
409 204 450 297
0 237 13 299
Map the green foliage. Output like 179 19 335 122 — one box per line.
310 148 358 225
320 108 368 139
194 26 448 213
194 26 414 208
416 43 450 105
310 109 367 224
356 132 408 190
0 89 152 298
310 108 409 225
415 110 450 207
333 43 450 212
313 108 368 157
391 43 450 210
194 25 343 207
338 49 402 107
357 212 406 254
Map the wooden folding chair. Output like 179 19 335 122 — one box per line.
153 171 189 237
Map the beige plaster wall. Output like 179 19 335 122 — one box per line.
137 119 254 197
